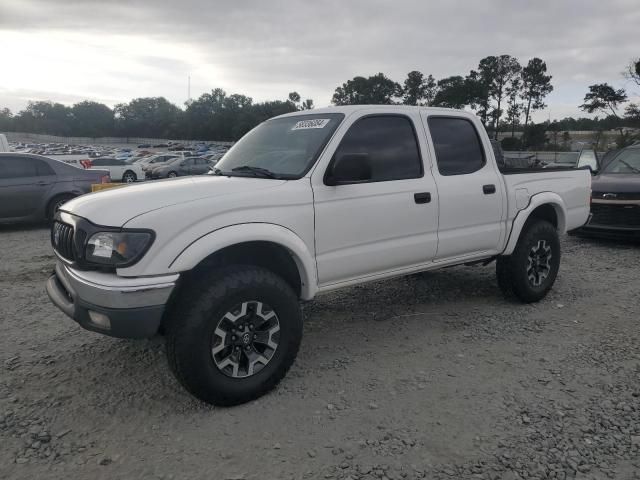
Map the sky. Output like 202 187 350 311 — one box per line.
0 0 638 122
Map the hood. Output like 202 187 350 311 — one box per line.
61 175 286 226
591 173 640 194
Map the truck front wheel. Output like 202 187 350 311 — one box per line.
165 265 302 406
496 219 561 303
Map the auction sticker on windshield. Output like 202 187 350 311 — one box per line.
291 119 330 130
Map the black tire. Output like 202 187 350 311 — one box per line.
47 194 75 220
165 265 302 406
167 171 178 178
122 170 137 183
496 219 560 303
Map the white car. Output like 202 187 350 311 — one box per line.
88 157 144 183
46 105 591 406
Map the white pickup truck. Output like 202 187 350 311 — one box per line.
46 106 591 405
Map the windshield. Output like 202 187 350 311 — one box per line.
214 113 344 179
577 149 598 171
602 149 640 174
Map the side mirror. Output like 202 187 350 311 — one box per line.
180 162 186 166
326 153 372 186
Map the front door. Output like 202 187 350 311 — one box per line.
312 113 439 286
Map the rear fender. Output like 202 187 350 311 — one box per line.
503 193 567 255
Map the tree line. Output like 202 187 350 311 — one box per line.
333 55 554 140
0 56 638 147
0 91 310 141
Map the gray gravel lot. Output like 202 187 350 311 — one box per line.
1 225 639 480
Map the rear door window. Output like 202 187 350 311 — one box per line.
427 117 485 175
0 157 39 178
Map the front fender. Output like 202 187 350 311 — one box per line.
502 192 567 255
169 223 318 300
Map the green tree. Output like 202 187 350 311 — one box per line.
625 103 640 128
521 123 548 149
505 77 522 137
402 71 436 106
477 55 522 139
625 58 640 86
580 83 629 146
13 101 73 136
70 101 114 137
465 70 491 125
432 76 468 109
288 92 301 104
0 107 13 131
521 58 553 128
114 97 183 138
332 73 401 105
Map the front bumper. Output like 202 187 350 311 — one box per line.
46 261 179 338
576 224 640 239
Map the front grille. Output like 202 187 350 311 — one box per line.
592 191 640 201
52 221 76 261
589 203 640 227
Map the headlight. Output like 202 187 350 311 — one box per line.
85 230 154 267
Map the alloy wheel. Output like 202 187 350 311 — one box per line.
211 301 281 378
526 239 552 287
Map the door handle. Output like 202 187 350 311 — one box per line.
483 184 496 194
414 192 431 204
36 181 51 186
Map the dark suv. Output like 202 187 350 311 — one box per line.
578 144 640 238
0 153 109 223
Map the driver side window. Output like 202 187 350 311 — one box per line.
329 115 423 184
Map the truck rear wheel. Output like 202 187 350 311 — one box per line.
496 219 560 303
165 265 302 406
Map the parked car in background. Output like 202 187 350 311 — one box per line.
201 152 225 165
137 144 152 148
0 153 109 223
88 157 144 183
578 143 640 238
150 156 214 178
138 154 179 177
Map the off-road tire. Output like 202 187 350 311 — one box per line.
165 265 302 406
496 219 560 303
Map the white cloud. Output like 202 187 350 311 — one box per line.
0 0 638 119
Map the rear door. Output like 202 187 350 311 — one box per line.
0 156 57 219
421 114 505 260
312 112 439 286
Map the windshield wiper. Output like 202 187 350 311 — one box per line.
619 159 640 174
231 165 279 179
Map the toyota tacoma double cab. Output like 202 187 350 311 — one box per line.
46 106 591 405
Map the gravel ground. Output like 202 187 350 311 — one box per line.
1 225 639 480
